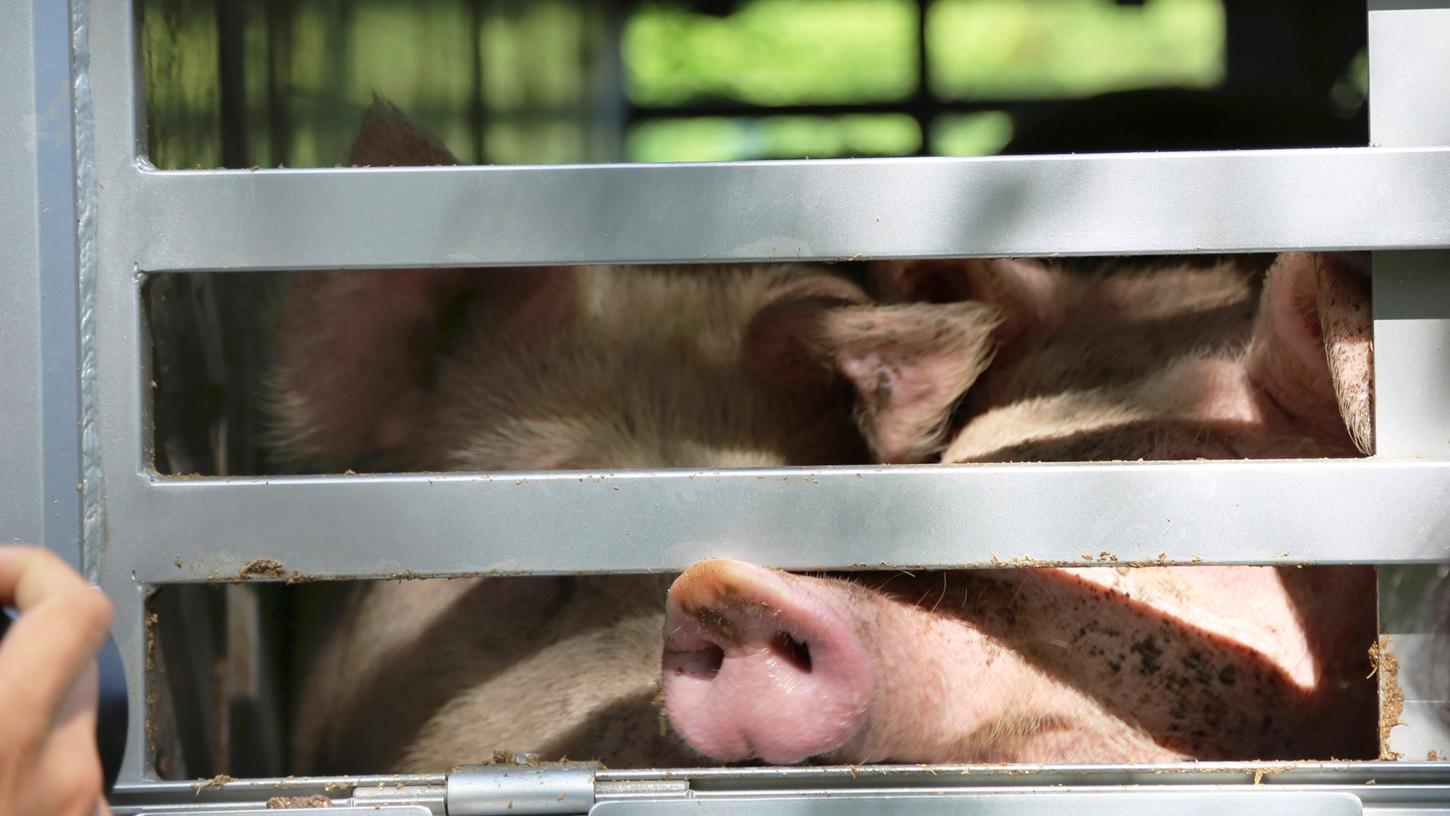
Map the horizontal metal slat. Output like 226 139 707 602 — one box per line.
591 792 1366 816
125 147 1450 273
110 764 1450 815
108 459 1450 582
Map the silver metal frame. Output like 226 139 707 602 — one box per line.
1 0 84 570
1364 2 1450 763
100 763 1450 816
1 0 1447 806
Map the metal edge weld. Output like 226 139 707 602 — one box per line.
71 0 102 580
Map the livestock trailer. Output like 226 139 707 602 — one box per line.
3 0 1450 813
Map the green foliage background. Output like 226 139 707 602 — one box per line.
143 0 1224 168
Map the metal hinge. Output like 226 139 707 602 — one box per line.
446 760 602 816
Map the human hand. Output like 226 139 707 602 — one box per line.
0 545 114 816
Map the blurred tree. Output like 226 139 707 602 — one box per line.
141 0 1363 166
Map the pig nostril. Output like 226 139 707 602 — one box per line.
683 644 724 680
669 637 730 684
701 644 724 676
772 631 812 673
668 641 725 681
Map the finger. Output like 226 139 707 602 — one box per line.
54 655 101 733
0 546 97 611
0 548 113 750
23 676 104 816
0 596 111 750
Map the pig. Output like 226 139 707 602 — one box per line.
278 252 935 771
274 102 1378 773
660 251 1379 764
277 103 995 772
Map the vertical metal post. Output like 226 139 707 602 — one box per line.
589 0 628 163
216 0 250 168
0 0 84 570
1367 0 1450 761
265 0 293 167
0 0 47 550
912 0 932 156
1373 251 1450 461
85 0 148 782
1369 0 1450 460
469 0 488 165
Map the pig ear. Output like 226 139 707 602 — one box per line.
1247 252 1374 454
1316 253 1375 453
267 103 463 466
347 97 461 167
267 102 576 467
872 257 1076 342
745 283 1002 464
743 276 872 392
822 303 1003 464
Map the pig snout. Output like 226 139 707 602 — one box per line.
660 562 1058 766
662 560 875 764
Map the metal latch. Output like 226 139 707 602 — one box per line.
447 759 600 816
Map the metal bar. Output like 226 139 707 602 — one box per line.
0 0 48 548
263 0 292 167
215 0 249 168
145 809 432 816
447 764 597 816
591 792 1367 816
1368 2 1450 149
100 460 1450 584
34 0 83 567
108 763 1450 815
87 0 148 783
1373 251 1450 460
121 147 1450 272
108 774 446 815
468 0 486 165
588 1 628 164
626 97 986 122
911 0 932 155
621 93 1357 128
1367 0 1450 763
1368 3 1450 460
592 761 1450 788
0 0 83 567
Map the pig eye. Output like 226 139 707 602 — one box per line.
772 631 813 673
